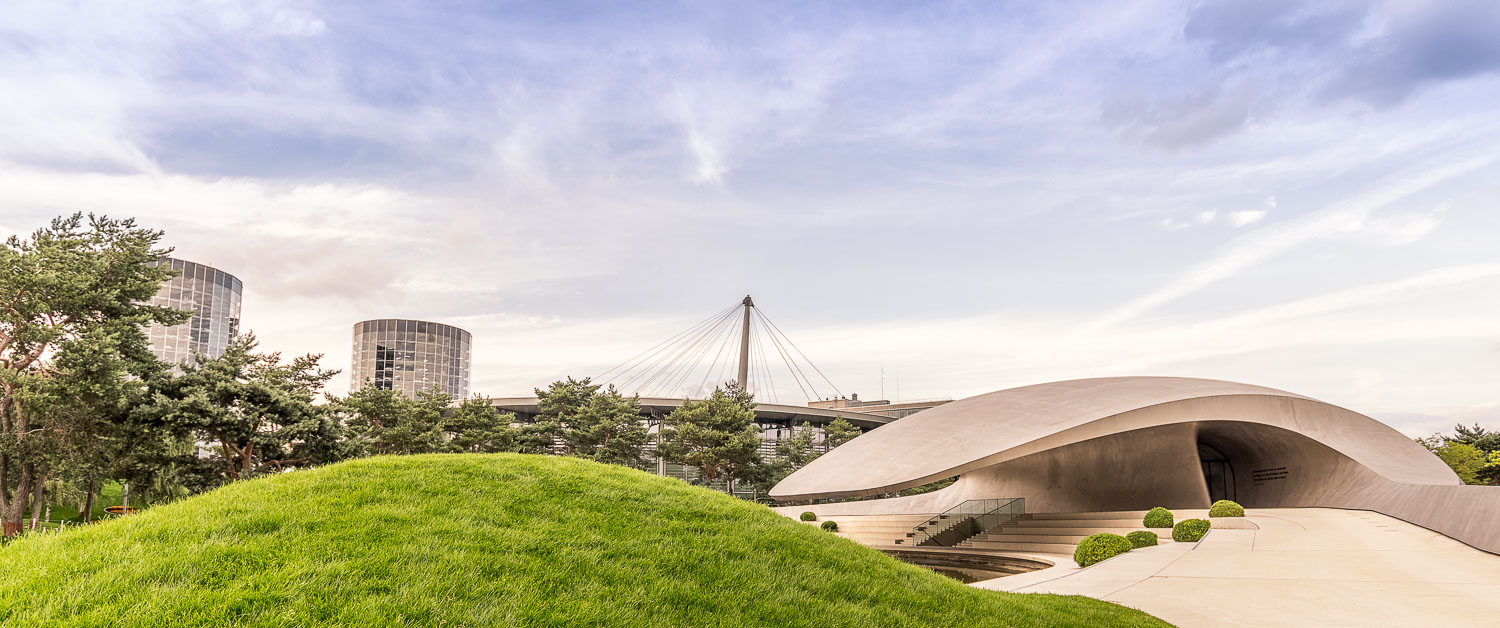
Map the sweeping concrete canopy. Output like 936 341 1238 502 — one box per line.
772 377 1453 498
771 377 1500 554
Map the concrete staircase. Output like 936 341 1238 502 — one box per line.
957 511 1167 554
799 510 1172 554
801 514 938 547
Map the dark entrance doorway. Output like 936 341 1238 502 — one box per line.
1198 443 1236 503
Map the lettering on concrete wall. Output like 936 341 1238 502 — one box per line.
1251 467 1289 486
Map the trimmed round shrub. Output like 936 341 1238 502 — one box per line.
800 511 817 522
1073 533 1133 568
1208 500 1245 517
1172 518 1211 542
820 520 839 532
1125 531 1159 549
1142 507 1173 528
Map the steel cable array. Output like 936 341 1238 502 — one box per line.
595 297 845 403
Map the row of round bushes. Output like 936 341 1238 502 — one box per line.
1073 529 1169 567
799 512 839 531
1143 500 1244 528
1075 522 1208 567
1144 507 1213 542
1075 500 1246 567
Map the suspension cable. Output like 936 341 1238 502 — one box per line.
598 303 737 382
752 314 779 403
665 312 737 397
596 297 844 404
658 308 740 396
618 306 737 394
756 306 845 399
699 314 739 396
756 307 819 399
632 309 737 396
617 310 726 394
756 308 815 401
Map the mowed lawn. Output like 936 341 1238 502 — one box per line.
0 454 1170 627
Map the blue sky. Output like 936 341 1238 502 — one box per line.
2 1 1498 435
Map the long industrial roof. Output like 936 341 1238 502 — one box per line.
489 396 896 429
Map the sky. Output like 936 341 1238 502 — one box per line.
2 0 1498 437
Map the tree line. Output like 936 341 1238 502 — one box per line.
0 213 860 536
1418 424 1500 485
530 377 862 497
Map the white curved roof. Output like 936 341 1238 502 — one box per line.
770 376 1457 499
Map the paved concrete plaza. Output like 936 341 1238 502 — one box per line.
977 508 1500 627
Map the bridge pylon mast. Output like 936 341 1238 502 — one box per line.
737 295 753 390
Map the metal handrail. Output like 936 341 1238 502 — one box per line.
904 498 1025 547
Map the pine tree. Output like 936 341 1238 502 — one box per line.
0 214 186 537
143 333 346 483
658 382 762 493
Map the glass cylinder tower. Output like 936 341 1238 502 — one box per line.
146 257 243 365
350 319 472 399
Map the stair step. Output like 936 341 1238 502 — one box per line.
1026 511 1151 520
971 534 1092 544
1008 519 1145 528
961 540 1078 553
998 527 1149 536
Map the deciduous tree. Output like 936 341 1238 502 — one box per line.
1418 436 1486 484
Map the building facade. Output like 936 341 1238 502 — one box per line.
350 319 472 399
773 376 1500 555
146 257 242 366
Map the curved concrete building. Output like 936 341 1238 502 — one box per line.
350 319 472 399
771 377 1500 554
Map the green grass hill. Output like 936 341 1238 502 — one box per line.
0 454 1167 627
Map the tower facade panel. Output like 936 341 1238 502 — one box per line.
350 319 472 400
146 257 242 365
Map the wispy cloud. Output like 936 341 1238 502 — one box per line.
1082 151 1497 333
1227 210 1266 227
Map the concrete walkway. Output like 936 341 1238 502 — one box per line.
975 508 1500 627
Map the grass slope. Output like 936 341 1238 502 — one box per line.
0 455 1168 627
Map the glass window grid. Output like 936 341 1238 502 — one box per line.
144 258 242 367
350 320 470 398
